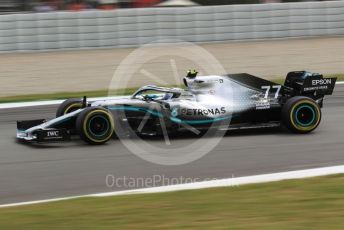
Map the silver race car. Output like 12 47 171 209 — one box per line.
17 70 336 145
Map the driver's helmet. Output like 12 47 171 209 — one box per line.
186 69 198 78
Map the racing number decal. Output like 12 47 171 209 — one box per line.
261 85 282 99
273 85 282 98
261 86 270 99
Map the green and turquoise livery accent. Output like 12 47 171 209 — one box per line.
108 106 163 118
170 116 231 125
108 106 232 125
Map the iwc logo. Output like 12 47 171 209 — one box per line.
47 131 59 137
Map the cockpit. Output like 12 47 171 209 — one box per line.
131 85 184 101
131 70 230 102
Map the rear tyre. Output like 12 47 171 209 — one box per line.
76 107 114 145
282 96 321 134
56 98 83 117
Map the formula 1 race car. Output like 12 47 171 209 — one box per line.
17 70 336 145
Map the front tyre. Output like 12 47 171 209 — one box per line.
282 96 321 134
56 98 83 117
76 107 114 145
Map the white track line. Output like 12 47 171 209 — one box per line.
1 165 343 208
0 96 129 109
0 81 343 110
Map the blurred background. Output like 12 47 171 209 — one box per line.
0 0 334 13
0 0 343 97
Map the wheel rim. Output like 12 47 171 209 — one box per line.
290 101 320 131
88 115 110 138
294 105 316 127
82 109 114 143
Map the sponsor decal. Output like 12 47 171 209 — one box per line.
180 107 226 116
303 86 329 92
312 79 332 86
256 101 270 110
171 108 178 117
38 129 68 141
47 131 59 137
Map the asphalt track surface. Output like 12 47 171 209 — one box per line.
0 85 343 205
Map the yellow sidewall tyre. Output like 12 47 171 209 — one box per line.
56 98 83 117
76 107 114 145
282 96 321 134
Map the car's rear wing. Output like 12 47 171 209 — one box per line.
284 71 336 96
301 76 337 95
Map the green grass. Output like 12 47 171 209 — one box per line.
0 73 343 103
0 174 344 229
